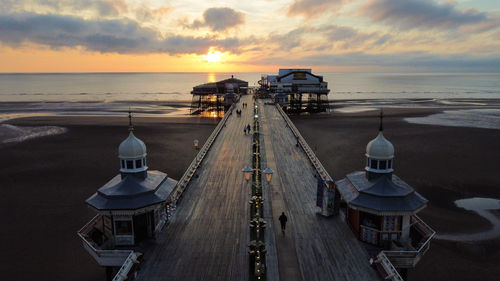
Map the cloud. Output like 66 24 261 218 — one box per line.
360 0 489 30
318 25 358 41
187 7 245 31
269 28 308 50
288 0 346 17
0 12 246 54
249 51 500 72
135 6 172 22
2 0 129 17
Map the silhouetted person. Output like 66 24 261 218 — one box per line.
279 212 288 235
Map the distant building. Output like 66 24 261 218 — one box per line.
260 69 330 113
190 76 248 117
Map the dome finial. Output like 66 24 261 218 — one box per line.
128 108 134 132
379 109 384 132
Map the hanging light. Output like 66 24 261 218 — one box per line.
242 166 253 181
263 167 274 183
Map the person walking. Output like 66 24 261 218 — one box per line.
279 212 288 235
244 127 247 135
247 124 251 133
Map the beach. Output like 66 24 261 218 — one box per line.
292 107 500 281
0 106 499 281
0 116 217 281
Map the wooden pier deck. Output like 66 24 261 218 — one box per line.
136 95 378 281
260 100 379 281
136 95 255 281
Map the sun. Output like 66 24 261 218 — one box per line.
203 49 223 63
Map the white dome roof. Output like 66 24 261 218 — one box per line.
366 132 394 159
119 132 147 159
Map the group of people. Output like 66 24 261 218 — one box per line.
243 124 252 135
236 109 242 116
242 102 248 108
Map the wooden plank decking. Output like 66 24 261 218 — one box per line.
259 100 380 281
136 95 256 281
136 95 378 281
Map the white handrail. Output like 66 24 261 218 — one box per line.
275 104 333 182
112 252 141 281
376 252 405 281
78 215 132 256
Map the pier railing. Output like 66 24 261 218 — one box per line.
77 215 133 267
275 104 333 182
112 251 141 281
382 215 436 268
168 104 235 203
375 252 405 281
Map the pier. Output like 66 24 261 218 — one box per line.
134 94 379 280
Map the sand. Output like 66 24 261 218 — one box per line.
0 116 217 281
1 107 499 281
291 107 500 281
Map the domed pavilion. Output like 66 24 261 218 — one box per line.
85 112 177 246
335 112 428 248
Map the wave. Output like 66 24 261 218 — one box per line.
0 124 68 144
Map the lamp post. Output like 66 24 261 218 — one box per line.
193 139 199 150
242 166 253 181
263 168 274 183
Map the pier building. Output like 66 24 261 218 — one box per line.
190 76 248 117
335 113 435 279
78 113 177 280
260 69 330 113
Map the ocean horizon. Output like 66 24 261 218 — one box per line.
1 72 499 141
1 72 499 102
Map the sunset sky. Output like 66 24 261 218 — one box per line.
0 0 499 72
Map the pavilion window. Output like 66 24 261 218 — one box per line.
371 159 377 169
115 220 133 235
379 160 387 169
135 159 142 168
384 216 398 231
388 159 392 169
126 160 133 169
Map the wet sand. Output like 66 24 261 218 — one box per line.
0 116 217 281
291 107 500 281
1 107 499 281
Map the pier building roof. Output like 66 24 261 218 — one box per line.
119 132 147 159
192 77 248 95
336 171 427 214
336 112 427 215
86 170 177 211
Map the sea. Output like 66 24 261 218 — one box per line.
0 72 499 143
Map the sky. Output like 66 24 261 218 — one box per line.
0 0 499 72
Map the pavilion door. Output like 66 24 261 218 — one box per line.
133 213 149 243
